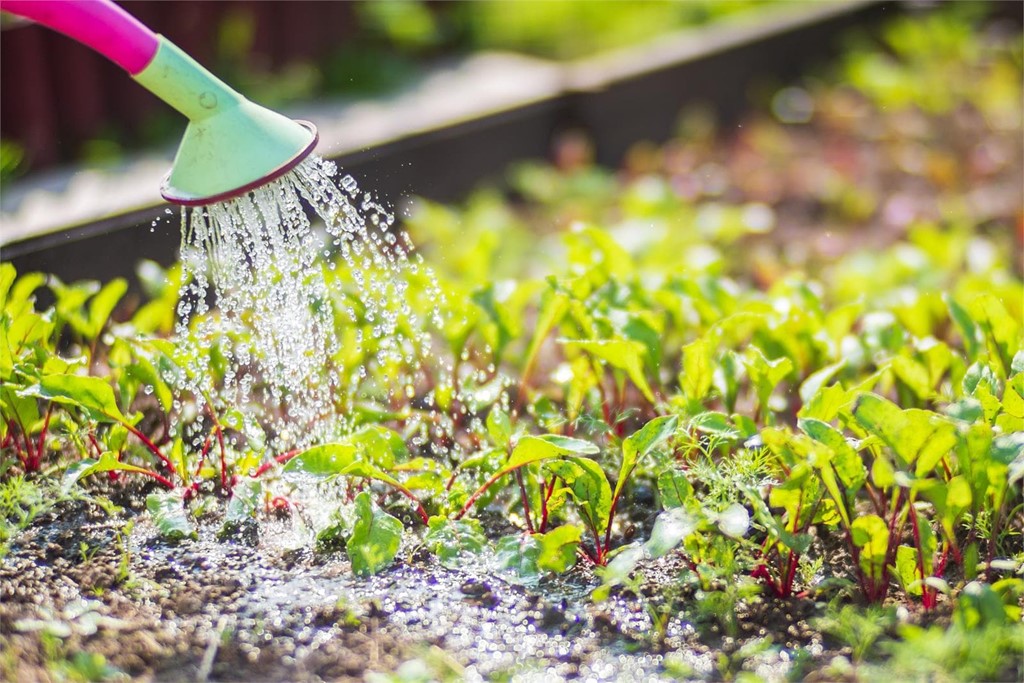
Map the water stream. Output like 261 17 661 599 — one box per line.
169 156 440 454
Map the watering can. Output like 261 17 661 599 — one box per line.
0 0 318 205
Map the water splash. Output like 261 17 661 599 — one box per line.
170 155 439 454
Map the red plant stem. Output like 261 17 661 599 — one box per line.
578 545 598 565
540 477 557 532
909 508 936 609
865 482 886 517
456 469 509 519
844 526 873 602
939 457 953 481
935 544 950 576
124 422 174 472
10 412 35 470
194 434 213 479
18 429 35 470
515 470 535 533
154 414 172 447
215 426 228 490
784 550 799 598
250 449 300 478
35 403 53 461
445 469 460 492
604 489 623 551
88 433 104 459
131 467 176 489
579 512 605 565
388 482 429 525
20 429 36 469
887 489 905 543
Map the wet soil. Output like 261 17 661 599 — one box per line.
0 493 939 683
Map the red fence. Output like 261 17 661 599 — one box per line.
1 1 357 169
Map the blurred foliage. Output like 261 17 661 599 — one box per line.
444 0 769 60
0 139 24 184
14 0 774 172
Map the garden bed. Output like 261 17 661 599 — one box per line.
2 3 1023 683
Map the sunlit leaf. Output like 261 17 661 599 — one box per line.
146 491 197 542
20 374 128 424
424 516 488 568
536 525 581 573
348 491 403 576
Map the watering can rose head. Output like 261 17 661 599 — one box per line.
0 0 318 206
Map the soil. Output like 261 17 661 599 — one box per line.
1 490 943 683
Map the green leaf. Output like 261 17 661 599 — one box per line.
315 505 355 553
799 360 846 405
744 347 794 415
715 350 742 414
424 516 488 568
471 283 520 358
20 374 128 424
800 418 867 491
486 408 512 449
85 279 127 340
563 339 656 403
502 434 598 474
657 469 693 509
601 543 645 587
646 507 698 558
545 457 612 535
146 491 197 542
769 479 812 532
850 514 889 584
225 479 262 525
348 491 403 576
895 544 923 596
999 373 1024 432
945 294 981 360
681 338 714 403
716 502 750 538
123 355 174 414
1 386 41 434
0 262 17 309
890 356 932 400
283 443 359 476
4 271 46 321
535 525 581 573
742 485 813 554
970 293 1021 377
995 433 1024 486
853 393 959 475
349 425 408 469
689 411 740 439
495 534 542 580
946 475 973 516
964 543 980 582
614 415 678 510
799 383 853 422
62 452 154 491
522 288 569 383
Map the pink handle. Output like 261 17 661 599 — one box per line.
0 0 159 75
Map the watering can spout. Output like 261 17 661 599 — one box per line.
0 0 317 206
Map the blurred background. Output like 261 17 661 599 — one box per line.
0 0 769 181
